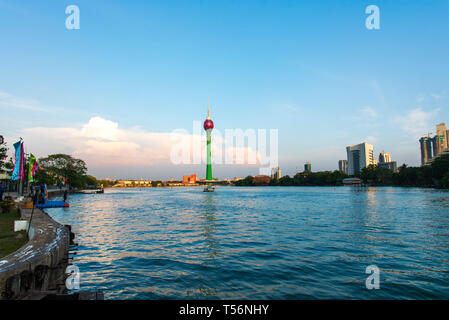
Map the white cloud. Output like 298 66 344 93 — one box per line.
361 106 378 119
17 117 262 173
0 91 49 112
395 108 440 138
365 135 379 144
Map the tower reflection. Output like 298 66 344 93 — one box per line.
200 193 220 261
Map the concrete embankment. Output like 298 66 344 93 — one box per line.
0 206 71 300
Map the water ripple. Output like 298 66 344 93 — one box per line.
46 186 449 299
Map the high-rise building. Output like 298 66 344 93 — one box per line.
378 161 398 172
378 151 391 163
432 123 448 156
271 167 281 180
447 130 449 150
420 136 433 166
338 160 348 174
437 123 448 148
304 162 311 173
346 142 375 175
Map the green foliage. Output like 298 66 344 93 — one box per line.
279 175 294 186
0 204 27 259
33 169 56 186
2 158 14 176
431 154 449 180
234 176 254 186
96 179 117 188
442 172 449 189
0 143 7 173
360 165 394 185
37 154 87 189
235 171 349 187
85 175 98 186
151 181 162 187
361 154 449 188
293 170 348 186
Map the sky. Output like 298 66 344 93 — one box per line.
1 0 448 180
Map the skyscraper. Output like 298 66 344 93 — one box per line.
346 143 374 175
338 160 348 174
420 136 433 166
447 130 449 150
304 162 311 173
433 123 448 156
203 102 214 181
271 167 281 180
437 123 448 147
378 151 391 163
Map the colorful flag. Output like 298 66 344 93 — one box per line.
11 139 24 181
28 153 38 182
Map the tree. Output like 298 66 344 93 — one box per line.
0 142 7 173
279 175 294 186
252 175 271 186
151 181 162 187
234 176 254 186
38 154 88 189
360 165 393 186
85 175 98 187
34 169 56 186
432 154 449 180
442 172 449 189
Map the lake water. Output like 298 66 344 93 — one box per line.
46 187 449 299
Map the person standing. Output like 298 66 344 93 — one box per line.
63 190 68 202
0 184 4 202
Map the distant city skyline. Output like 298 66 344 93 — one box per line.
419 122 449 166
1 1 449 179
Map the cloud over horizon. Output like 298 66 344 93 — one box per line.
13 116 265 179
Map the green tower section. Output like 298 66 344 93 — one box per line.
206 130 212 181
204 102 214 181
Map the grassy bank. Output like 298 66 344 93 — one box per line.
0 207 28 259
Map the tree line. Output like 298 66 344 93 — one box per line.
1 142 93 190
359 154 449 188
235 170 349 187
234 154 449 189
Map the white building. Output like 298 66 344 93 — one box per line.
346 142 375 175
338 160 348 174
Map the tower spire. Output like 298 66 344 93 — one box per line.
207 99 211 120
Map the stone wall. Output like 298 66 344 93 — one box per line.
0 207 71 300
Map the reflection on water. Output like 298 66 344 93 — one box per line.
46 187 449 299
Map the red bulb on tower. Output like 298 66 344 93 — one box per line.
204 119 214 130
204 101 214 130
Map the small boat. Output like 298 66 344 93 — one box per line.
203 186 215 192
80 189 104 194
36 200 69 208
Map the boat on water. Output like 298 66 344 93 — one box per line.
36 200 69 208
80 188 104 194
203 186 215 192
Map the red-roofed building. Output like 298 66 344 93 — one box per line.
182 174 197 184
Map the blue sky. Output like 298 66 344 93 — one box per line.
1 0 448 179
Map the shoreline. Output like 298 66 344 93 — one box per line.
0 204 71 300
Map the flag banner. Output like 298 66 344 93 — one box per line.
11 140 24 181
28 153 38 182
38 167 66 185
